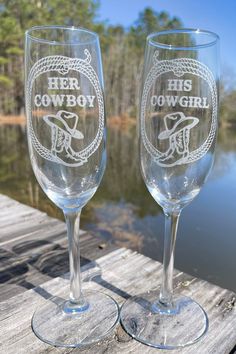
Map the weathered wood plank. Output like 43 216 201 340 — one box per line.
0 194 117 301
0 194 236 353
0 247 236 354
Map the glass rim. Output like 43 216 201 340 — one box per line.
147 28 220 50
25 25 99 45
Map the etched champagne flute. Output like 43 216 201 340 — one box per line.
25 26 119 348
120 29 220 349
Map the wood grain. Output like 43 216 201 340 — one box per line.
0 194 236 353
0 247 236 353
0 194 117 302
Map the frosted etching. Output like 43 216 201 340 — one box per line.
43 110 85 163
141 52 218 167
157 112 199 166
26 50 104 167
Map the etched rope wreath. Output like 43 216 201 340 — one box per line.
140 54 218 166
26 50 104 166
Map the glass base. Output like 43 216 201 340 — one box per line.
120 291 208 349
32 290 119 348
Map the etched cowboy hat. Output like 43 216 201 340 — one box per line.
43 110 84 139
158 112 199 140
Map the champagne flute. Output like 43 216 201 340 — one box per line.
25 26 119 348
120 29 220 349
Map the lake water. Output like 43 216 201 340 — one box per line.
0 121 236 292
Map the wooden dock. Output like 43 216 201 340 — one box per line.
0 193 236 353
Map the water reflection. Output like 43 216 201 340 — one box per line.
0 121 236 292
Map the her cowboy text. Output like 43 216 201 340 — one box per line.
34 77 96 108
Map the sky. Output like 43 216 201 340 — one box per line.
98 0 236 87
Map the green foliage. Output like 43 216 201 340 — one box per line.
128 8 182 50
0 15 21 46
0 56 9 65
0 0 102 114
0 2 233 123
6 47 24 55
220 90 236 126
1 0 100 29
101 7 183 116
0 75 13 87
0 2 208 117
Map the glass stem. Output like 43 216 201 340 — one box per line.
159 209 181 307
64 210 86 309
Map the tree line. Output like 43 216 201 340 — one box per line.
0 1 182 116
0 0 235 125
